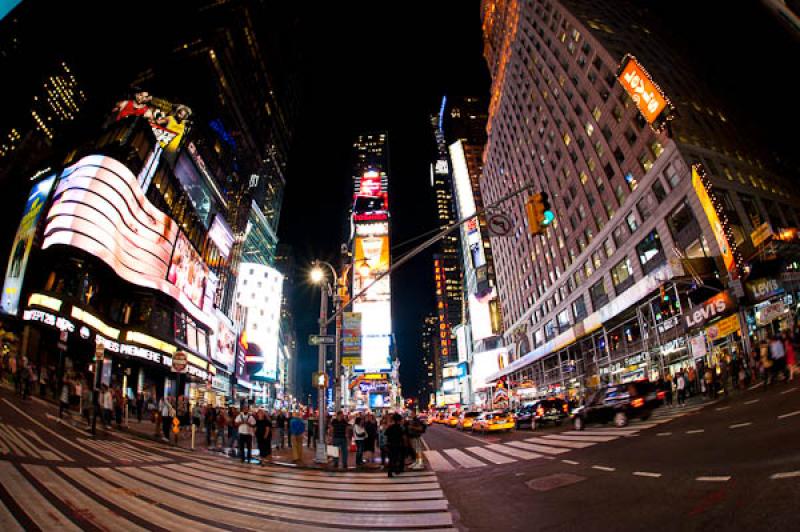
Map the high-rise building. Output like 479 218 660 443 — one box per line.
430 99 463 377
420 313 440 408
479 0 800 401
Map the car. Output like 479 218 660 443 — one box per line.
516 398 569 430
572 380 659 430
456 411 481 431
433 412 447 424
418 414 429 425
472 411 516 433
446 411 461 427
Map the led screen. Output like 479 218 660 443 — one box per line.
208 215 233 258
236 262 283 381
174 153 213 227
168 231 208 312
352 230 391 372
41 155 213 328
469 287 498 342
471 347 509 390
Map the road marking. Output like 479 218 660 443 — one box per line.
0 497 23 532
748 383 763 391
20 428 72 462
421 437 430 451
634 471 662 478
527 437 594 449
656 432 672 437
686 429 705 434
466 446 516 465
777 410 800 419
592 465 615 472
744 399 759 405
561 459 579 465
696 476 731 482
0 462 82 531
526 473 585 491
487 444 542 460
715 406 731 411
423 450 455 472
542 433 618 442
443 448 485 468
781 387 798 394
770 471 800 479
729 422 752 429
506 440 570 455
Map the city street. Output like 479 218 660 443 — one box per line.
424 384 800 531
0 389 453 530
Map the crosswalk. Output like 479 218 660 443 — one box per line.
425 405 703 472
0 455 455 530
0 421 74 461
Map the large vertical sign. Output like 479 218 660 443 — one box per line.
617 55 669 125
692 165 739 280
1 173 57 316
341 312 362 367
236 262 284 382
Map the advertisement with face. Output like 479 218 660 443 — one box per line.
112 92 192 162
167 232 208 311
211 310 236 371
2 173 57 316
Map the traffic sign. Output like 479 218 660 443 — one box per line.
172 351 188 373
309 334 336 346
487 213 514 237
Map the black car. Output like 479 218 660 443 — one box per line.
572 380 659 430
515 398 569 430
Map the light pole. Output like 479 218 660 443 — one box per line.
310 260 339 463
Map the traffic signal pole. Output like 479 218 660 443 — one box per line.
315 278 329 464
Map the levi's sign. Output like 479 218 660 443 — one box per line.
684 291 736 329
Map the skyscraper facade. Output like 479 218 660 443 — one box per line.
480 0 800 401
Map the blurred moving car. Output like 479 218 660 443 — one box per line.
456 411 481 431
572 380 659 430
515 398 569 430
472 411 515 433
446 411 461 427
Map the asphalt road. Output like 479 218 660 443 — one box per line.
425 383 800 531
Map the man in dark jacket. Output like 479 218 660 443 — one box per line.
385 413 407 478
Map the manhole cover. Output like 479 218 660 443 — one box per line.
526 473 586 492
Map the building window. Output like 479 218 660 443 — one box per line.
638 152 654 172
585 122 594 137
652 179 667 202
650 140 665 158
624 128 637 146
545 319 557 340
614 147 625 164
604 162 615 180
626 212 639 233
636 193 656 221
612 224 627 248
611 257 635 293
590 279 608 309
604 238 614 258
625 171 638 191
667 200 707 258
572 295 587 321
534 328 544 347
592 106 602 121
557 309 571 332
636 229 666 274
663 162 680 188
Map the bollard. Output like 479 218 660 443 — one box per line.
191 423 196 450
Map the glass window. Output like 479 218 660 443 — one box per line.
636 193 655 221
667 200 707 258
636 229 666 274
650 140 664 158
545 319 557 340
663 162 680 188
604 238 614 258
590 279 608 309
585 122 594 136
611 257 634 292
638 152 654 172
572 296 587 320
626 212 639 232
625 171 638 191
534 328 544 347
593 250 602 268
652 179 667 202
557 309 571 331
612 224 627 248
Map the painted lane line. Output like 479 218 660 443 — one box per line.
466 446 516 465
486 444 542 461
686 429 705 434
656 432 672 437
592 465 616 472
0 462 82 532
777 410 800 419
424 450 455 472
715 406 731 411
443 448 486 468
542 433 619 442
421 437 430 451
748 383 763 391
781 387 799 395
527 437 594 449
633 471 662 478
744 399 760 405
770 471 800 480
506 440 570 455
561 459 579 465
696 476 731 482
729 422 752 429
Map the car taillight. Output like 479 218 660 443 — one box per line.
537 407 544 417
632 398 644 408
657 391 665 400
562 404 568 412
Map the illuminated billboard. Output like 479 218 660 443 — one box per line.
168 231 208 311
208 215 234 259
450 140 486 270
469 287 500 342
236 262 284 381
471 347 509 390
41 155 214 328
1 173 57 316
617 55 668 125
113 92 192 157
174 153 214 227
692 165 739 279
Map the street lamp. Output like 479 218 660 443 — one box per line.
309 260 340 463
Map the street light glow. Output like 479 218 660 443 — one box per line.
310 266 324 283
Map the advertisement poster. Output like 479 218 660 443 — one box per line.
208 215 234 258
211 310 237 371
113 92 192 161
174 154 213 227
692 165 738 280
167 231 208 311
617 55 668 124
342 312 362 366
1 173 57 316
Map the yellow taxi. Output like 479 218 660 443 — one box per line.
434 412 448 424
472 411 516 433
456 411 481 431
446 411 461 427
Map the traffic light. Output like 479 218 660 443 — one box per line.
525 192 554 236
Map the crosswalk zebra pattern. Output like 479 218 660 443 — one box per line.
0 422 74 461
0 455 455 530
425 405 704 472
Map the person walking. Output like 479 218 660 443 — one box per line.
407 414 426 469
159 396 174 441
704 366 714 399
205 405 217 447
112 386 124 427
364 413 378 464
385 413 407 478
676 370 686 406
328 410 350 470
306 409 317 449
100 385 113 428
39 364 48 398
215 408 227 449
289 411 306 463
228 407 239 456
276 410 287 449
770 335 787 382
58 378 70 419
664 372 674 406
255 409 272 464
378 416 389 467
235 406 256 463
783 330 797 381
353 417 367 467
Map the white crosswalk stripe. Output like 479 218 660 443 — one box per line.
487 443 542 460
506 440 570 455
424 450 456 472
527 437 594 449
443 448 486 468
0 459 455 530
543 433 619 442
465 446 517 464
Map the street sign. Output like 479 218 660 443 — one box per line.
487 213 514 237
172 351 188 373
309 334 336 346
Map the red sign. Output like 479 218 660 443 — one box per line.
358 171 382 196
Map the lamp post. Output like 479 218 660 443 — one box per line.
310 260 339 463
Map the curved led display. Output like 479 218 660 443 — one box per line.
41 155 214 328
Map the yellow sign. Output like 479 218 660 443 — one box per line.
706 314 740 341
363 373 387 381
692 165 737 279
